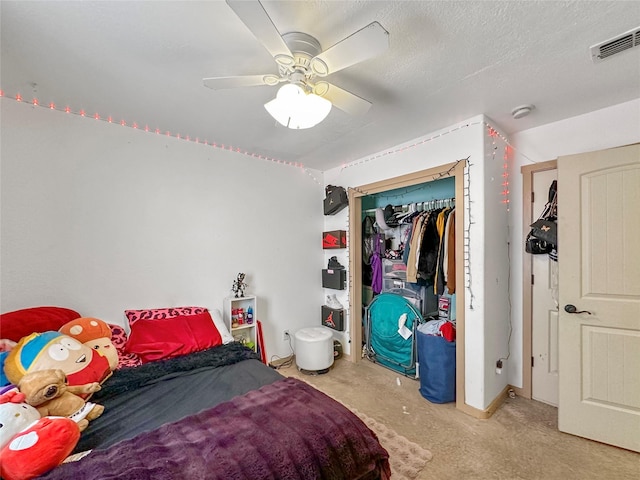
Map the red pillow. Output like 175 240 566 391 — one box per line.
0 307 81 342
125 311 222 363
108 324 142 369
124 306 206 326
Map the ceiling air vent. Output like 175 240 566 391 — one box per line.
590 26 640 63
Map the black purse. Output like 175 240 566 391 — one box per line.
529 218 557 246
525 232 552 255
526 181 557 254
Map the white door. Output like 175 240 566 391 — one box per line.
531 169 559 406
558 143 640 452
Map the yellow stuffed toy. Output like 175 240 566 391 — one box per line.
3 332 112 397
18 369 104 432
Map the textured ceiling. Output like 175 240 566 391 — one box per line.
2 1 639 171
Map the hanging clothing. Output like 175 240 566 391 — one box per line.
362 215 376 287
417 209 441 286
406 213 427 283
371 233 385 294
434 208 453 295
444 210 456 294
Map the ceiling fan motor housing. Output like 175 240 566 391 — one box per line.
277 32 328 81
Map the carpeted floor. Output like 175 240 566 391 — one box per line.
349 404 432 479
293 374 433 479
279 357 640 480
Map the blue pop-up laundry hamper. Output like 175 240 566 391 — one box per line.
417 330 456 403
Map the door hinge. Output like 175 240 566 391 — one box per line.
531 274 534 285
531 191 535 203
531 356 535 367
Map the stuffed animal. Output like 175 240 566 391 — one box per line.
18 369 104 432
0 416 80 480
59 317 119 371
3 331 111 397
0 387 81 480
0 388 41 449
0 340 18 387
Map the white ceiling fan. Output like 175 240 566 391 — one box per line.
203 0 389 128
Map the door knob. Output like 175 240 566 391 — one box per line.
564 304 592 315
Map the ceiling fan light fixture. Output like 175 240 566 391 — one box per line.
264 83 332 129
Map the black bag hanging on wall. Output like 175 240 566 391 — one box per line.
526 180 557 254
324 185 348 215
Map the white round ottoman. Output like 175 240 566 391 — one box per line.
294 327 334 373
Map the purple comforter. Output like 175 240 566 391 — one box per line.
41 377 390 480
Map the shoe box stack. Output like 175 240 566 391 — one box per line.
322 292 345 331
322 231 346 290
322 229 346 331
322 256 345 330
322 255 346 290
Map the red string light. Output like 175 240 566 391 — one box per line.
2 88 307 169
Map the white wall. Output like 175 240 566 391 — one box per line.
323 115 512 410
0 99 325 360
480 127 512 407
508 98 640 389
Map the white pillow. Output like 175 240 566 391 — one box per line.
209 308 234 344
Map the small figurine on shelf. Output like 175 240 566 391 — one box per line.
231 272 248 298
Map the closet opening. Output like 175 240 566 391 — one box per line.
347 161 468 412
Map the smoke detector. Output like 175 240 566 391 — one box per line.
590 26 640 63
511 104 535 119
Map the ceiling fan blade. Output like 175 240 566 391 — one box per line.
310 21 389 76
317 82 372 117
226 0 293 61
203 74 279 90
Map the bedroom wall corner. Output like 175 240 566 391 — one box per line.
480 120 512 408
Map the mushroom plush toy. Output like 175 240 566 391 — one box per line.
59 317 119 371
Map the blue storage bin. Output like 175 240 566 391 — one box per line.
417 331 456 403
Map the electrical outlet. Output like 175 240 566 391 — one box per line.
282 329 290 341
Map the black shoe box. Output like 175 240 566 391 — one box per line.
322 268 346 290
322 306 345 331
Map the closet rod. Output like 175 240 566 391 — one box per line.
363 197 455 214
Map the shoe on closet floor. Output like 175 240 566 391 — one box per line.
327 256 344 269
326 294 344 310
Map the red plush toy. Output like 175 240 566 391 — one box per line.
0 416 80 480
59 317 119 371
